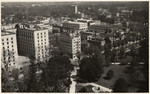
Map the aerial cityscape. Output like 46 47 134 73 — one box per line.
1 1 149 93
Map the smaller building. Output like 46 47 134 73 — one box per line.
63 21 88 31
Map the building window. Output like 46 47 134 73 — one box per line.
12 45 14 47
11 41 13 44
41 33 42 35
2 39 4 41
7 46 9 48
11 38 13 40
7 38 8 41
2 43 4 45
41 36 43 38
7 42 9 45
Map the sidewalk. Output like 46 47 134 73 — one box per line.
78 83 112 93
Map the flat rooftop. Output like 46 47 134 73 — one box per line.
90 24 122 28
65 21 87 25
21 27 48 32
1 30 16 36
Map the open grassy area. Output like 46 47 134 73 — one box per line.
96 64 139 92
96 65 129 88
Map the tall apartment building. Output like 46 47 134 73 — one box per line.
58 30 81 61
1 31 18 68
17 25 49 60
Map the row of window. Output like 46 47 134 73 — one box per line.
2 41 14 45
20 31 33 36
37 32 46 36
20 44 34 51
2 45 14 49
2 37 13 41
3 56 15 61
37 39 47 42
38 42 47 46
37 35 47 39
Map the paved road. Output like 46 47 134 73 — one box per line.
69 67 78 93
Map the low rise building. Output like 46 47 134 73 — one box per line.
63 21 88 31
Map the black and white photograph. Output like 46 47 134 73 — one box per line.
1 1 149 93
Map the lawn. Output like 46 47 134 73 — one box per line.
96 64 139 92
96 64 129 89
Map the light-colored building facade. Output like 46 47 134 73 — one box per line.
17 25 49 60
58 30 81 60
1 31 18 68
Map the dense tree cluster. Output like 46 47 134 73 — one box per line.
113 78 128 92
104 37 111 67
79 46 104 82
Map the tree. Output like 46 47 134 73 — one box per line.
113 78 128 92
81 44 93 55
39 51 74 92
76 51 82 65
106 69 114 80
119 46 125 60
79 53 104 82
104 37 111 67
79 87 87 92
26 56 39 92
138 39 148 92
1 49 16 92
111 49 117 62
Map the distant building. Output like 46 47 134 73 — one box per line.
89 24 109 35
89 24 122 36
16 24 49 60
1 31 18 68
77 18 93 27
63 21 88 31
52 25 63 33
1 23 17 30
58 30 81 61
